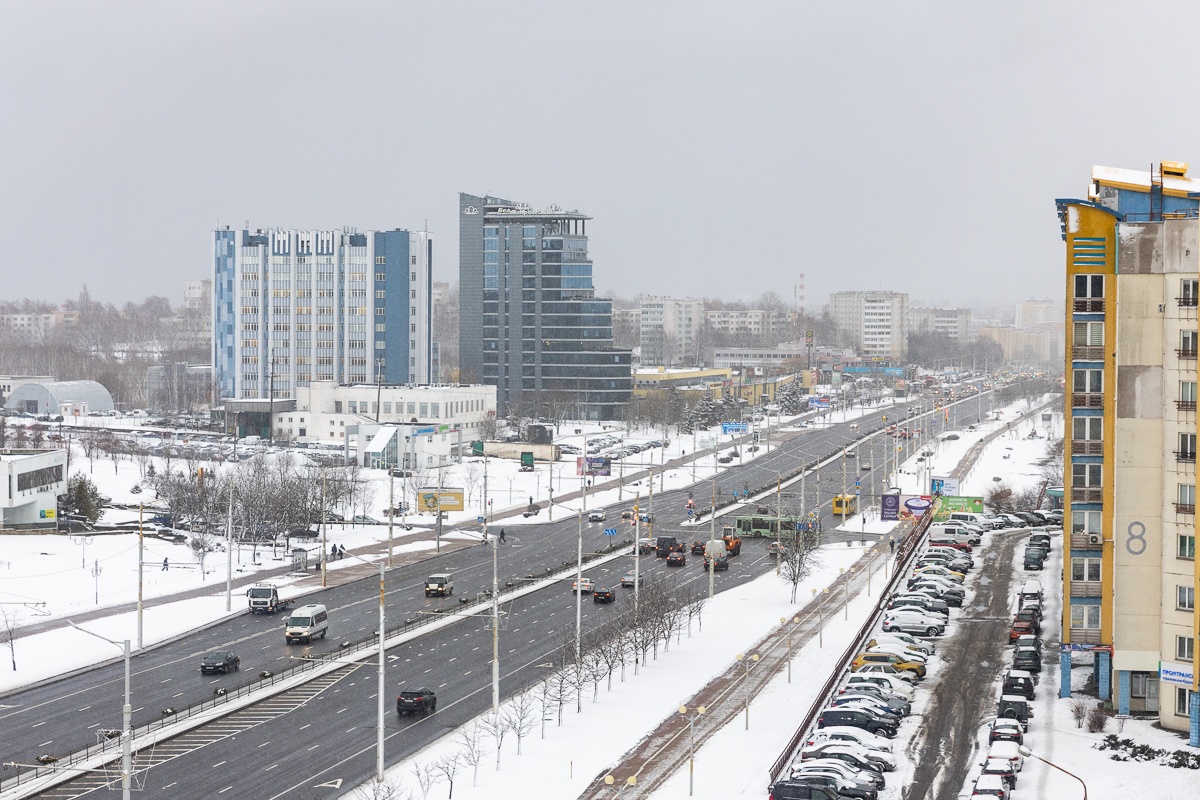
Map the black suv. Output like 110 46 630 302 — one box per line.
768 780 842 800
396 687 437 715
816 708 898 738
200 650 240 674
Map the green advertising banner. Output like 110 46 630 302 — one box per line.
931 495 984 520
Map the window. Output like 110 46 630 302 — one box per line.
1073 320 1104 346
1071 509 1101 536
1070 604 1100 629
1180 433 1197 459
1183 330 1199 354
382 402 391 414
1180 534 1196 560
1072 463 1101 488
1176 635 1194 661
1180 484 1196 506
1073 369 1103 393
1176 687 1192 716
1183 382 1198 403
431 403 439 418
1178 586 1195 611
1074 274 1104 299
1073 417 1103 441
1131 673 1155 699
419 403 428 417
1070 558 1101 582
407 402 416 415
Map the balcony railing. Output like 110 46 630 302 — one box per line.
1177 400 1197 412
1074 298 1105 313
1071 393 1104 409
1069 628 1103 645
1071 440 1103 455
1071 487 1103 503
1176 450 1197 463
1071 345 1106 361
1175 503 1196 515
1071 581 1103 598
1180 296 1199 308
1177 348 1198 359
1070 533 1104 549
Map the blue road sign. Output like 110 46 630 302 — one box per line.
855 479 861 488
687 509 694 517
603 528 617 537
477 516 485 524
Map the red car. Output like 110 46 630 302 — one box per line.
666 551 686 567
1008 619 1035 642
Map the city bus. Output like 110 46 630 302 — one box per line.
832 494 857 517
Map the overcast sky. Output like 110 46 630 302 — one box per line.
2 2 1197 313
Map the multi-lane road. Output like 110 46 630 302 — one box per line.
1 392 996 798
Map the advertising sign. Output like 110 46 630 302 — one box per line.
881 494 900 522
932 495 985 519
930 476 960 496
721 422 749 435
897 495 932 521
576 456 612 477
1160 661 1195 687
416 489 464 512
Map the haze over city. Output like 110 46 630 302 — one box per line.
4 2 1198 309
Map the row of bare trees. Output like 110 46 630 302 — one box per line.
357 582 709 800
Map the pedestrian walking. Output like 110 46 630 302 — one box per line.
161 557 169 571
339 544 346 559
329 543 336 561
499 529 506 544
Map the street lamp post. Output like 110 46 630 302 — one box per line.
678 704 706 796
603 775 637 797
734 652 760 729
1017 746 1088 799
69 623 131 800
339 551 388 781
779 616 799 682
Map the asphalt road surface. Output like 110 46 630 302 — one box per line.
2 391 999 798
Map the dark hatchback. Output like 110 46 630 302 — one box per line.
200 650 240 674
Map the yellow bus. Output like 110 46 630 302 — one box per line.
832 494 857 517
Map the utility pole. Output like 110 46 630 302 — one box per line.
489 487 499 711
224 482 233 612
387 468 395 568
137 504 144 649
320 472 327 588
709 479 717 599
575 509 583 671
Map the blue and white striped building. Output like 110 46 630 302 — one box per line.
213 226 433 400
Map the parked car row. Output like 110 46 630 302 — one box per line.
1022 529 1054 572
972 579 1046 798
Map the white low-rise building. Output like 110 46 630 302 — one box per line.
1 449 67 529
272 381 496 444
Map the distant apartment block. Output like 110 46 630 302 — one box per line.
0 312 74 341
704 308 792 338
183 280 212 313
213 226 432 401
976 325 1064 366
640 296 704 366
908 306 971 341
1016 298 1061 328
710 342 808 371
830 291 908 360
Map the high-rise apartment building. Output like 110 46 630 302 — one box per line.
907 306 971 341
640 296 704 367
1058 160 1200 740
458 194 632 420
214 227 431 400
829 291 908 361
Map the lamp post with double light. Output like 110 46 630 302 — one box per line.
734 652 760 729
779 615 799 682
603 774 637 797
678 704 706 796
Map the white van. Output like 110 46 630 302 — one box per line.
947 511 993 530
285 604 329 644
927 522 983 545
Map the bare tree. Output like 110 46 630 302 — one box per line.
461 462 483 506
408 760 440 800
0 608 23 670
353 778 412 800
454 723 486 785
503 690 538 755
778 533 821 603
432 751 462 797
479 710 511 769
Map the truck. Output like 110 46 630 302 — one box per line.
655 535 678 558
721 530 742 556
246 584 292 614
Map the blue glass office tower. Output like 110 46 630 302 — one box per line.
458 194 632 420
214 226 432 400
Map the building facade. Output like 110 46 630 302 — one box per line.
640 297 704 367
213 226 432 401
1058 160 1200 739
0 449 67 529
829 291 908 360
458 194 632 420
907 306 971 341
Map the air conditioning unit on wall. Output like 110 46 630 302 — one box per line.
1088 533 1103 546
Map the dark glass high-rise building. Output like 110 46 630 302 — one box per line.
458 193 632 420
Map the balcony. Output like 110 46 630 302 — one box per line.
1177 348 1198 359
1177 400 1198 412
1179 296 1199 308
1074 298 1105 313
1071 440 1103 456
1175 450 1197 463
1070 533 1104 549
1175 503 1196 515
1071 581 1103 598
1071 487 1103 503
1071 345 1106 361
1071 393 1104 409
1069 628 1104 645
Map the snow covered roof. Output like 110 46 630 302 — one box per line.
4 380 114 412
1092 163 1200 198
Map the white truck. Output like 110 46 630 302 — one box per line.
247 584 293 615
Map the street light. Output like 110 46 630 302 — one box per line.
603 774 637 797
734 652 761 729
69 622 131 800
1017 745 1087 799
779 615 799 682
339 551 388 781
678 704 706 796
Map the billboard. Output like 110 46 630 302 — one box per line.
576 456 612 477
895 495 932 521
721 422 749 434
881 494 900 521
416 489 464 512
932 495 984 519
930 476 960 495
